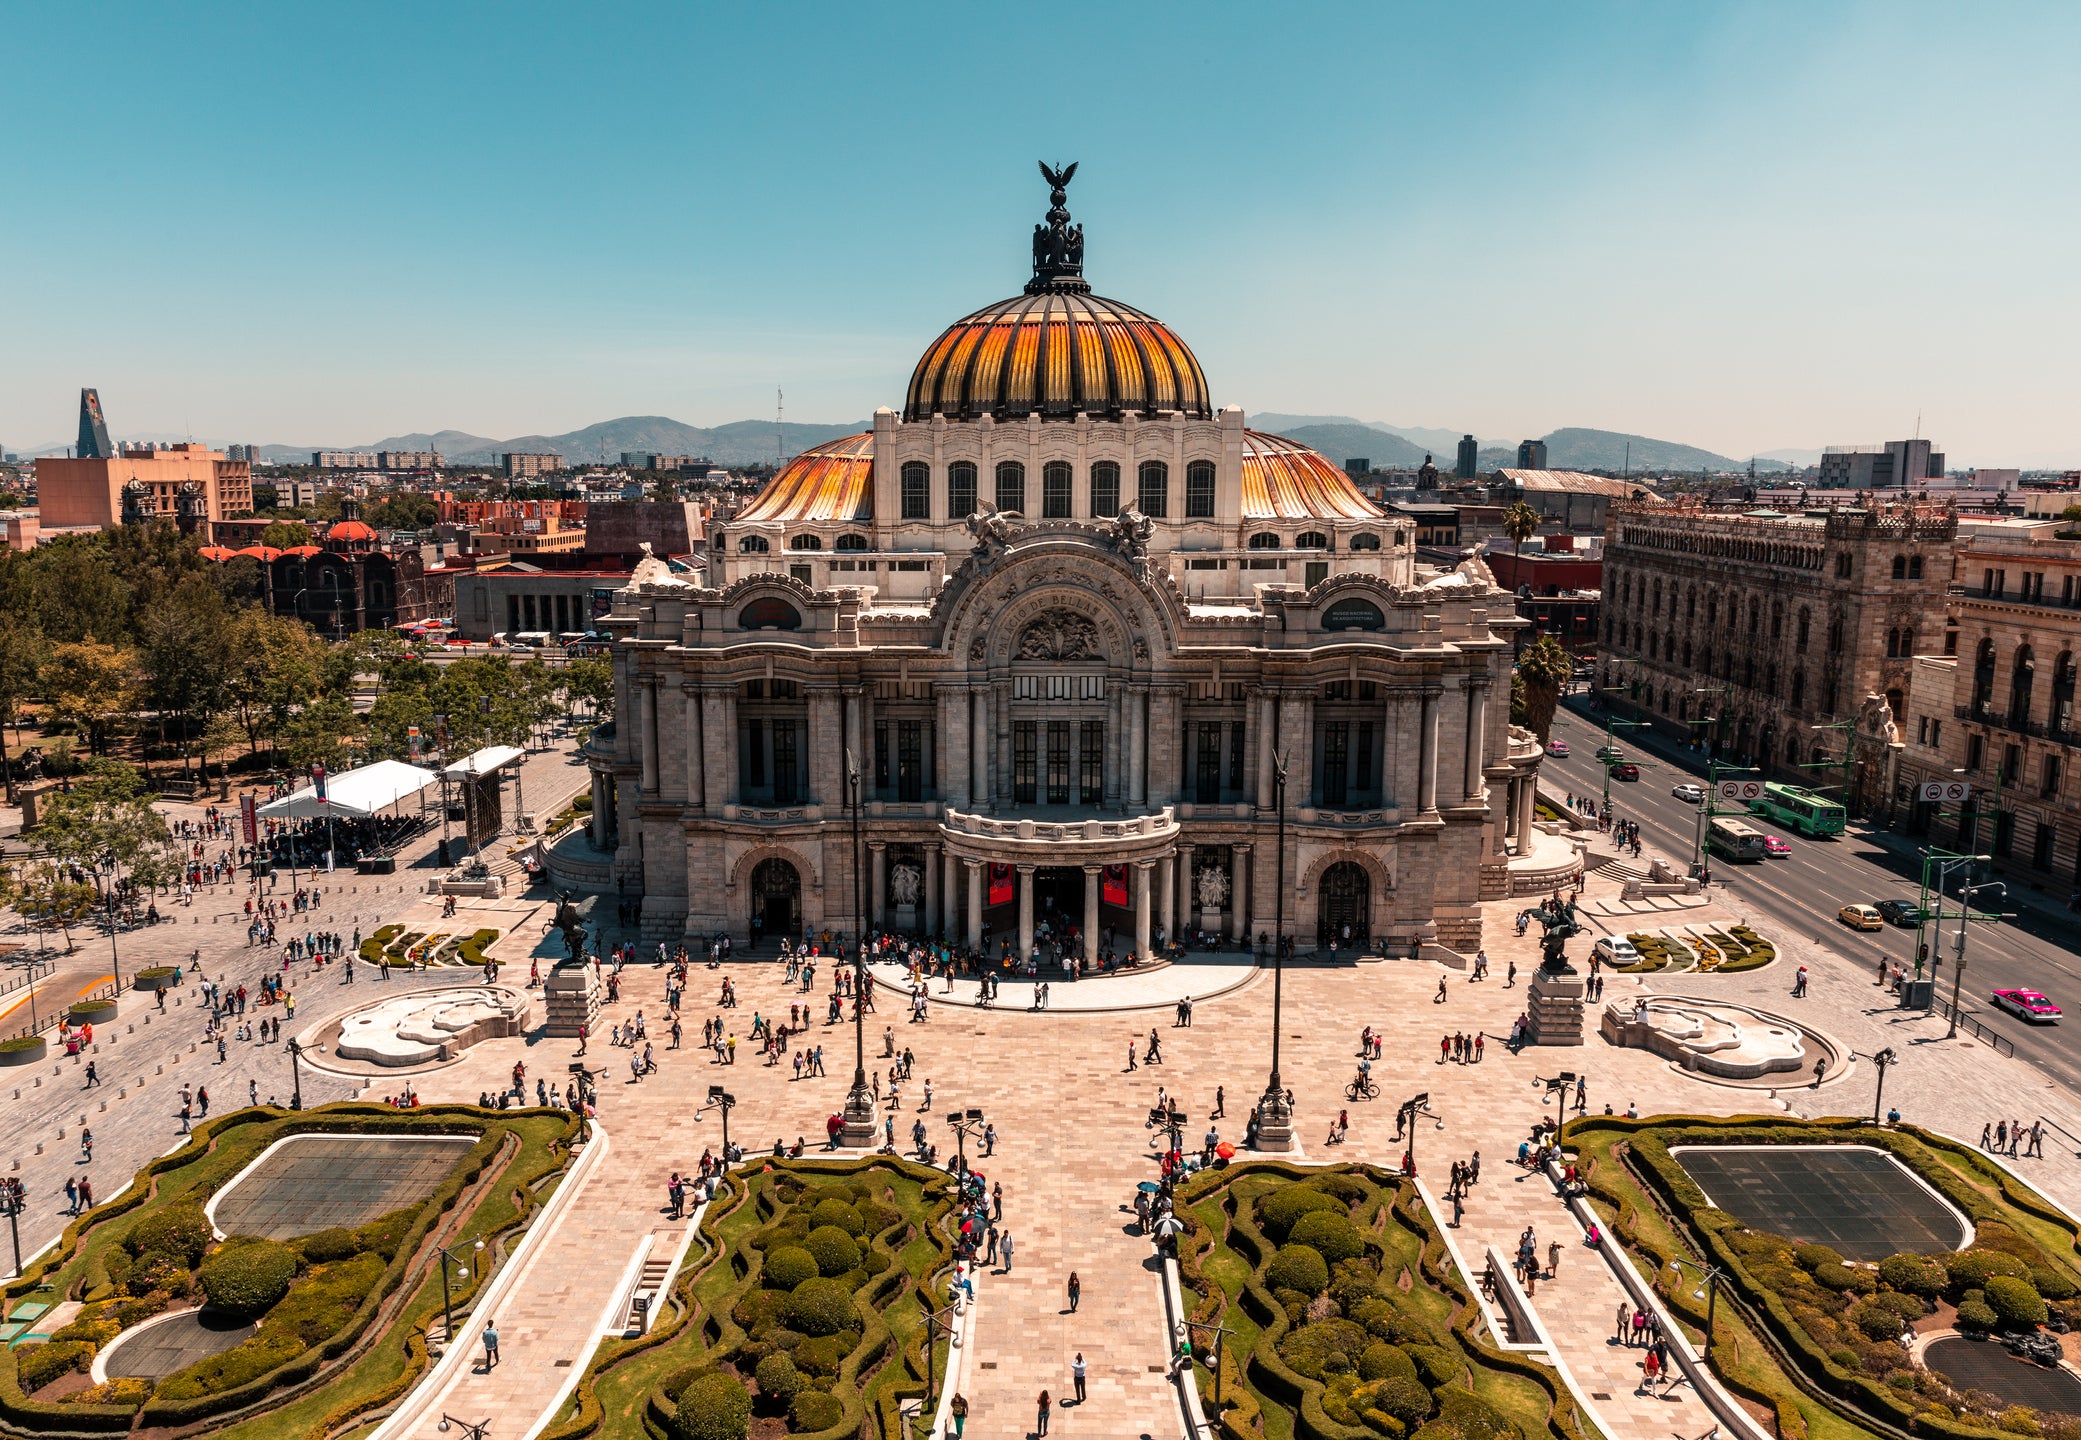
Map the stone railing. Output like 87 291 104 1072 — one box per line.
940 805 1177 845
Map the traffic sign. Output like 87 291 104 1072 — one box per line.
1717 780 1763 803
1920 781 1970 803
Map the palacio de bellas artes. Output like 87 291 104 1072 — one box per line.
582 167 1545 963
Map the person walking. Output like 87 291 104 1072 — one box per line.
1547 1240 1561 1279
1000 1230 1014 1272
1072 1352 1087 1403
1066 1272 1080 1312
482 1321 500 1370
1036 1389 1052 1437
1615 1303 1631 1342
950 1395 967 1438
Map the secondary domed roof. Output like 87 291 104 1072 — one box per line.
327 519 376 543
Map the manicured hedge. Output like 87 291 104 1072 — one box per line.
198 1238 298 1317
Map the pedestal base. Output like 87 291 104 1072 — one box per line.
542 963 600 1039
839 1118 881 1149
1251 1087 1297 1151
1525 969 1586 1046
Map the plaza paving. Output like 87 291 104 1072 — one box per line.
10 777 2081 1440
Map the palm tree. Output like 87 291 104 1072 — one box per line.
1502 501 1540 576
1516 635 1574 742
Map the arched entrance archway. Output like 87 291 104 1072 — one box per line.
751 857 801 939
1317 861 1370 946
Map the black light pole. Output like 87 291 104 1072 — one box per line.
0 1176 23 1278
841 752 877 1147
945 1108 985 1177
708 1085 737 1160
1255 751 1293 1150
921 1298 962 1420
287 1036 311 1110
99 855 125 995
437 1239 484 1344
1869 1046 1898 1124
1397 1093 1436 1174
1665 1256 1726 1360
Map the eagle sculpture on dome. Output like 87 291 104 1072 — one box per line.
1039 160 1077 193
1029 160 1087 292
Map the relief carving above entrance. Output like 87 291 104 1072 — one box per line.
1017 608 1104 661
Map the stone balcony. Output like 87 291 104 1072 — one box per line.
938 804 1179 863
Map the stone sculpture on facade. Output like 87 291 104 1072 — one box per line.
889 862 922 908
966 499 1021 557
1195 866 1231 909
1016 609 1102 662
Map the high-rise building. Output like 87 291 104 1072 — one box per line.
503 452 564 478
36 443 254 534
76 388 115 460
1343 457 1370 479
1515 439 1548 470
378 451 443 471
1817 439 1944 490
313 451 378 469
1456 435 1479 480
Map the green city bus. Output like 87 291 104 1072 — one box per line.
1749 781 1845 837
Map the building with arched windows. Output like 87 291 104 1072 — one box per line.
567 169 1545 956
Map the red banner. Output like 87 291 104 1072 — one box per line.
987 863 1014 908
239 793 257 845
1103 865 1128 908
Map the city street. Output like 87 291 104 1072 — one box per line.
1542 693 2081 1090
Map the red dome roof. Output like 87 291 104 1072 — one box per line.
282 544 323 557
327 520 376 542
235 545 283 561
197 545 237 561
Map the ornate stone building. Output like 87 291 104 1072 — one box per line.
574 169 1541 955
1598 498 1956 787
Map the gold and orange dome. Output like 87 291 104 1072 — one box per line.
904 290 1211 424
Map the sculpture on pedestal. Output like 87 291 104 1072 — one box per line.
1516 898 1582 975
549 892 587 963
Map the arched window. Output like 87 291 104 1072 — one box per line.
1248 532 1282 549
788 534 822 551
1041 461 1072 518
1826 615 1844 653
1892 555 1908 580
1787 735 1801 763
738 597 802 630
1136 459 1168 517
1348 533 1381 550
1184 460 1216 518
899 461 929 520
1886 629 1900 658
995 460 1025 515
1909 556 1924 579
739 535 769 552
1770 604 1782 639
2010 645 2036 728
1972 638 1997 717
947 461 977 519
835 533 868 551
1089 461 1120 517
1795 608 1811 651
1294 531 1328 550
1901 627 1914 656
1791 670 1806 707
2052 651 2078 735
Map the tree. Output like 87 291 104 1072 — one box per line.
1516 635 1574 741
1502 501 1540 575
135 573 232 776
16 861 96 953
365 493 439 531
0 612 48 756
259 520 313 550
41 636 139 756
563 656 614 718
222 609 324 760
40 761 182 913
279 695 359 772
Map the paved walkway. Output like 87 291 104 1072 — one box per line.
864 951 1267 1013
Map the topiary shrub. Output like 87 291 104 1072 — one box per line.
1986 1275 2049 1330
15 1340 93 1392
676 1372 752 1440
793 1334 845 1377
126 1251 191 1297
1998 1408 2043 1437
1812 1262 1874 1294
1874 1291 1926 1322
197 1238 298 1317
789 1391 844 1433
1265 1243 1330 1297
1793 1243 1845 1271
1946 1250 2032 1295
803 1225 862 1278
1359 1342 1418 1383
2030 1267 2079 1302
1258 1187 1343 1243
783 1277 858 1337
1289 1210 1364 1265
1878 1253 1947 1298
128 1202 213 1268
1956 1299 1999 1331
755 1353 804 1410
1363 1374 1432 1428
810 1198 866 1236
1405 1343 1464 1389
1851 1301 1904 1341
1281 1319 1369 1379
764 1246 819 1291
298 1227 359 1264
1307 1173 1370 1205
1434 1386 1520 1440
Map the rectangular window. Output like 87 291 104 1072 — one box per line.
1356 720 1375 792
2043 755 2063 798
1080 675 1105 701
1931 719 1941 746
2003 743 2021 784
947 462 976 520
900 462 929 520
1137 460 1168 518
1229 721 1246 789
2033 819 2055 870
772 720 799 804
1089 461 1120 517
1197 721 1222 803
1047 675 1071 700
874 721 889 790
1994 808 2015 857
1042 461 1072 519
996 460 1025 515
1305 560 1330 588
1013 721 1037 804
1185 460 1216 518
746 720 766 788
1917 716 1928 744
1015 675 1039 700
1322 721 1349 807
1080 721 1105 804
1966 732 1982 770
1046 721 1071 804
897 720 923 802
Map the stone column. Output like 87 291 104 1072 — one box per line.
1517 771 1538 850
639 679 660 793
590 771 609 848
943 849 960 937
1417 689 1441 813
941 689 969 809
1231 843 1251 944
1177 843 1196 926
1129 688 1148 808
965 858 984 949
1151 689 1180 808
1133 860 1153 961
1105 688 1124 809
1157 852 1175 943
1083 864 1101 959
1503 779 1519 841
684 685 705 810
869 842 887 929
845 687 864 786
1256 693 1276 810
1463 681 1487 800
923 844 941 935
810 690 842 808
993 680 1012 807
1278 695 1313 808
1017 864 1036 961
970 689 989 808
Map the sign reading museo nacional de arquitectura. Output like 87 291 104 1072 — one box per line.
571 166 1550 959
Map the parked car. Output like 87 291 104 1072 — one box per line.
1837 903 1884 932
1874 899 1923 927
1595 745 1623 762
1592 936 1642 967
1672 782 1705 803
1763 836 1792 857
1547 738 1570 756
1991 989 2062 1024
1610 762 1640 781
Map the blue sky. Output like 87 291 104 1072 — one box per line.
5 2 2078 465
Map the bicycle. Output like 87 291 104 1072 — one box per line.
1346 1075 1379 1101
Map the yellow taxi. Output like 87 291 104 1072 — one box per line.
1837 903 1884 932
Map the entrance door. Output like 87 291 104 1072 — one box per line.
1317 861 1369 945
752 857 801 938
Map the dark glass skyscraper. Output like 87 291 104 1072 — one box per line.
76 388 114 459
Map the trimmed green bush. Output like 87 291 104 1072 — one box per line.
783 1277 858 1337
804 1224 862 1277
1405 1343 1464 1389
675 1372 751 1440
15 1341 93 1392
1289 1210 1364 1265
789 1390 844 1433
793 1334 845 1377
197 1238 298 1318
1367 1374 1433 1427
1265 1243 1330 1297
1877 1253 1946 1298
1945 1249 2031 1294
1985 1276 2048 1329
1956 1299 1999 1331
1812 1261 1873 1294
1851 1302 1902 1341
1793 1243 1844 1271
1434 1385 1519 1440
298 1228 359 1265
1258 1186 1342 1243
1283 1319 1369 1379
810 1197 866 1235
764 1245 819 1291
128 1202 213 1268
1359 1342 1417 1383
754 1353 804 1409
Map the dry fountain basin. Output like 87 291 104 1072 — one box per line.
332 986 531 1067
1600 995 1813 1079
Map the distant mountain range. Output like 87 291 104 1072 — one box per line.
284 416 872 467
1246 413 1792 474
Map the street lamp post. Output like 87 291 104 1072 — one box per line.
921 1297 963 1423
945 1108 986 1178
97 856 126 995
1869 1046 1899 1124
707 1085 738 1162
841 752 878 1147
437 1239 485 1346
285 1037 323 1110
1254 752 1293 1151
1395 1093 1438 1174
1665 1256 1727 1360
0 1176 24 1278
1945 881 2002 1038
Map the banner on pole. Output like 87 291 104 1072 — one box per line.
239 792 257 845
310 762 328 804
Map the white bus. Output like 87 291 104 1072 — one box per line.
1706 817 1769 863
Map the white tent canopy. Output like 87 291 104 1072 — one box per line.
444 745 524 778
256 760 441 820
